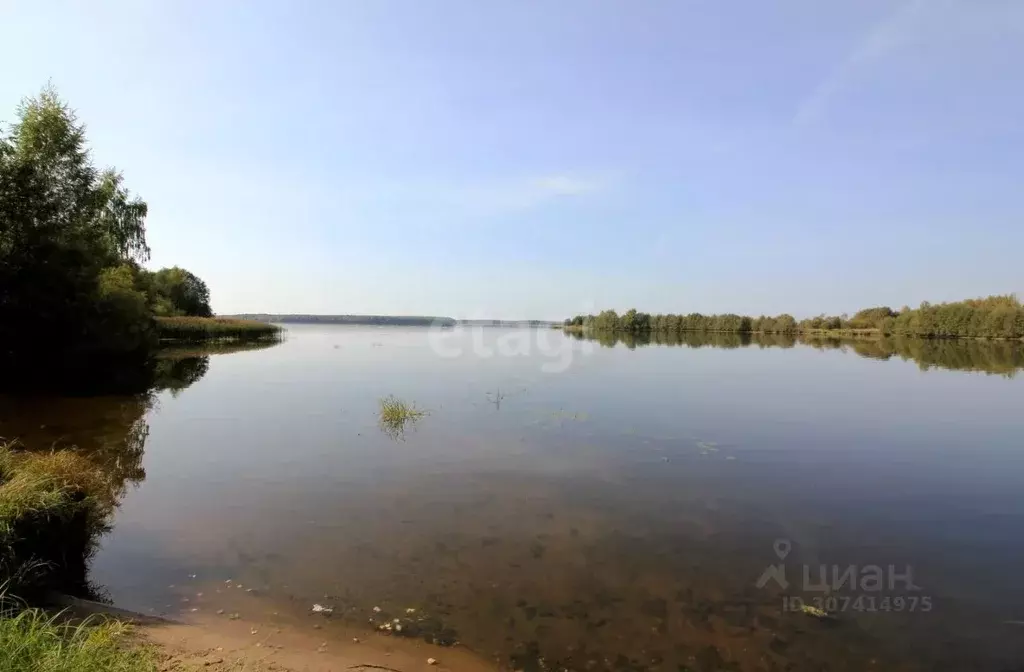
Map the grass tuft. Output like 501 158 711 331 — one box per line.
378 396 428 440
0 445 109 537
1 443 113 598
0 603 155 672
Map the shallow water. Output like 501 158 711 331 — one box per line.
4 326 1024 671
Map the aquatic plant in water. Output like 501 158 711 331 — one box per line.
378 395 428 440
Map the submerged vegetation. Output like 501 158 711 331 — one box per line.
565 295 1024 340
0 605 155 672
378 395 428 440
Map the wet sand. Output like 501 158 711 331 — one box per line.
57 593 497 672
144 614 497 672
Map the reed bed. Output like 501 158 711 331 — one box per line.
155 316 281 343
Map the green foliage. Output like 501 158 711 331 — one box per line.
888 295 1024 339
0 88 219 390
0 88 155 389
0 606 155 672
848 306 896 330
567 296 1024 340
799 314 847 331
136 266 212 317
574 310 798 334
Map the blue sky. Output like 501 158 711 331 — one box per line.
3 0 1023 319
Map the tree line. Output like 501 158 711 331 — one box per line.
564 295 1024 340
230 314 456 326
1 88 213 390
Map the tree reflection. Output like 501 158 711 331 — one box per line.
0 341 279 600
575 331 1023 375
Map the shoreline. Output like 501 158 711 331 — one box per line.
52 594 498 672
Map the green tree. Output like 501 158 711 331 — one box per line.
0 87 154 389
141 266 213 317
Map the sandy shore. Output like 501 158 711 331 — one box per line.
144 613 498 672
54 595 499 672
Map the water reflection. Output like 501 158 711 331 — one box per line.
9 326 1024 670
0 341 277 599
570 330 1024 375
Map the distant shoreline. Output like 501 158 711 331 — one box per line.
226 314 559 328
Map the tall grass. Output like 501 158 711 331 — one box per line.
155 316 281 344
0 443 112 599
0 446 153 670
0 603 155 672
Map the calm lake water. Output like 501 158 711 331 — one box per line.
4 325 1024 671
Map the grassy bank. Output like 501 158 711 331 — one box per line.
155 316 281 344
1 443 155 669
0 443 113 599
0 605 154 672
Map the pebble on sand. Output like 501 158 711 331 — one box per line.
427 658 438 665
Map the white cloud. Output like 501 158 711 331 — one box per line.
532 174 601 197
794 0 925 126
795 0 1024 126
432 172 609 215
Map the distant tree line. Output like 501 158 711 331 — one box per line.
458 319 559 327
1 88 213 390
566 309 799 334
564 295 1024 340
228 314 456 327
